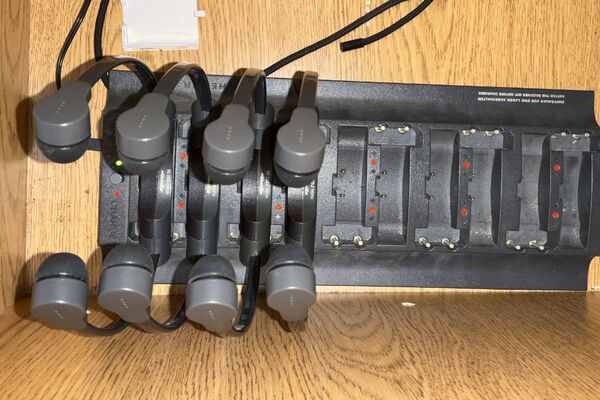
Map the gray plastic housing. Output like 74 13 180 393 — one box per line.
30 253 90 331
33 81 92 163
97 244 155 323
31 278 89 330
116 93 175 175
186 255 238 333
274 107 326 187
202 103 254 184
264 245 316 322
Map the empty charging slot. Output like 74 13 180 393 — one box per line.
506 134 548 246
414 130 460 245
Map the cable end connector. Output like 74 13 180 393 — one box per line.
340 38 366 52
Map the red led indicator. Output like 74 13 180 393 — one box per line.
463 161 471 169
369 206 376 214
552 211 560 219
461 208 469 217
370 159 378 166
180 152 187 160
178 202 185 209
553 164 561 172
274 203 283 211
114 191 121 198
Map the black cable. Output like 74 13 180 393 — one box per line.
94 0 111 87
264 0 408 76
233 255 261 333
55 0 92 90
340 0 434 51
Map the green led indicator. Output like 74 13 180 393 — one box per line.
115 160 123 167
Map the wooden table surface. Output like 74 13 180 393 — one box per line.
1 292 600 400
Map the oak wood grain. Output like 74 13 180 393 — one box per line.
0 0 30 309
24 0 600 294
1 292 600 399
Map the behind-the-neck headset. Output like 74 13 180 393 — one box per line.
97 63 213 333
34 56 156 163
31 56 157 335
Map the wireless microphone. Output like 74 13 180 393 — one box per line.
34 56 156 163
31 253 128 335
274 71 325 187
202 68 267 184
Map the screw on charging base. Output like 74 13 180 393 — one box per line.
374 124 386 133
329 235 341 249
506 239 522 251
441 238 456 250
529 240 545 252
418 236 432 249
353 235 365 248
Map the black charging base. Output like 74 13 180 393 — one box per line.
99 71 599 290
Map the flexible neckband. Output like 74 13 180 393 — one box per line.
296 71 318 109
230 68 267 114
274 71 325 187
153 62 212 111
78 56 156 90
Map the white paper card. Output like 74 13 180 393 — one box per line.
121 0 204 50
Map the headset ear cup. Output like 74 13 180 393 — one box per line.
97 244 155 323
202 104 255 185
264 245 316 322
274 108 325 187
30 253 90 331
115 93 174 176
186 255 238 333
33 81 92 163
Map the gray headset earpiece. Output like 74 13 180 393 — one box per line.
34 81 92 163
115 93 175 176
33 56 156 164
30 253 128 335
97 244 155 324
274 71 325 188
115 62 212 176
264 245 316 322
31 253 89 330
186 255 239 333
202 68 267 185
97 244 187 332
202 104 255 184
